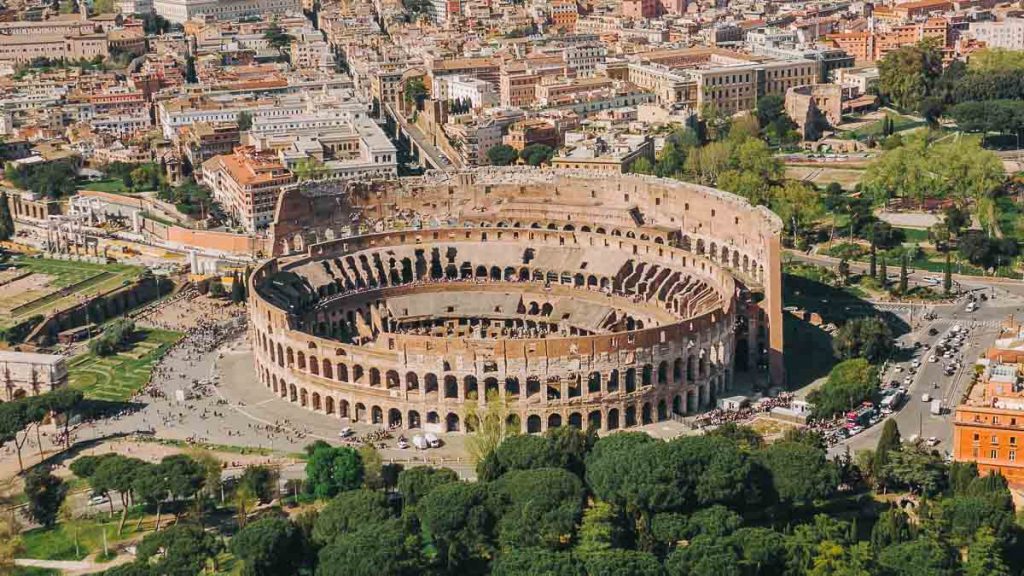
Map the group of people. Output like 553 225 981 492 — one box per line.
693 392 795 430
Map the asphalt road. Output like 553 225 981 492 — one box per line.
829 297 1022 458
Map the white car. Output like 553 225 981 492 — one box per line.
922 393 932 402
396 438 409 449
927 437 940 447
929 355 938 362
338 427 354 438
89 494 109 506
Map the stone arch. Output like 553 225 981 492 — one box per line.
588 410 602 430
426 411 440 425
340 399 350 418
406 371 419 390
623 404 637 427
625 368 637 393
607 408 620 430
337 363 348 382
322 359 333 379
425 373 438 394
444 375 458 398
568 412 583 428
325 396 335 415
369 367 382 387
309 356 319 376
548 413 562 429
386 370 400 389
642 402 653 424
527 414 542 433
355 402 366 422
446 412 460 432
505 413 521 432
464 375 478 400
299 388 308 407
388 408 402 428
408 410 421 428
371 405 383 424
297 351 306 370
657 399 668 421
657 361 668 384
312 392 321 411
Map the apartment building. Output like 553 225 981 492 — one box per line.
180 121 241 168
550 0 578 32
551 133 653 172
0 33 108 65
152 0 301 24
503 118 559 151
432 75 499 109
290 30 334 71
953 318 1024 487
202 146 296 232
499 57 571 107
625 48 817 114
970 17 1024 50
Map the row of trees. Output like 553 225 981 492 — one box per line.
160 419 1021 576
486 144 556 167
70 452 211 536
4 160 79 199
861 133 1004 207
0 388 83 472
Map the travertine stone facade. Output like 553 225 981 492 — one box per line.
249 168 783 434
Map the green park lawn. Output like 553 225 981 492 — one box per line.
68 328 182 402
76 178 129 194
20 508 151 561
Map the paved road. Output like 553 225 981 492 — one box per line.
829 298 1023 458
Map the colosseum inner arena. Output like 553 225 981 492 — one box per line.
248 168 783 434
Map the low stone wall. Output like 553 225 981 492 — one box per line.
26 276 173 346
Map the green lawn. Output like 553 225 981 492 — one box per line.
844 113 924 140
68 328 182 402
77 178 128 193
897 227 930 243
20 508 150 561
13 568 60 576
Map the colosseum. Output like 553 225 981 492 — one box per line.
247 168 783 434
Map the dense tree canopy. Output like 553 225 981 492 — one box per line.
807 358 879 419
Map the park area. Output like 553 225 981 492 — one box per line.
0 256 142 330
67 328 181 402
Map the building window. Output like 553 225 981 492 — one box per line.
1011 451 1017 462
991 449 999 459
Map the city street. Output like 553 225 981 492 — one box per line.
830 296 1024 458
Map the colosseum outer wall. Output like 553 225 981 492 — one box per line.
251 168 784 432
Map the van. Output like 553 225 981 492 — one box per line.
424 433 441 448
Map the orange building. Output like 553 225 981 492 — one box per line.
953 317 1024 487
550 0 579 32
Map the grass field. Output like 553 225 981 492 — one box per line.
77 178 129 194
68 328 182 402
0 256 142 328
20 508 151 561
